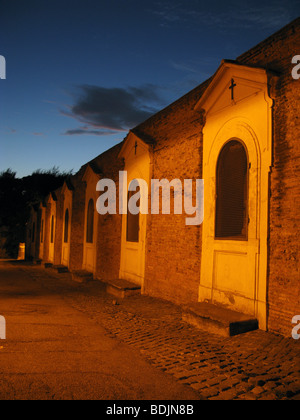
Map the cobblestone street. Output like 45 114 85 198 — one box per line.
67 286 300 400
2 261 300 400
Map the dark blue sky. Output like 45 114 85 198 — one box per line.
0 0 299 177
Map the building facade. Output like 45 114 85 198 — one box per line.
26 19 300 337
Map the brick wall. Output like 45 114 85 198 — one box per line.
68 173 86 272
92 143 124 281
43 199 51 262
136 83 208 304
68 143 124 279
53 188 63 266
134 19 300 334
26 19 299 337
237 18 300 336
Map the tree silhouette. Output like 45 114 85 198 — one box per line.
0 167 72 258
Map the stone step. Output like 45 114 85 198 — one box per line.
44 262 53 268
182 302 258 337
71 270 93 283
53 265 69 273
105 278 141 299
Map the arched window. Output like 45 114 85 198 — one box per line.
64 209 69 243
127 182 140 243
215 140 248 240
86 199 94 243
32 223 35 243
40 219 44 243
50 216 54 243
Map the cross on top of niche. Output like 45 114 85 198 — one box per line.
229 78 237 101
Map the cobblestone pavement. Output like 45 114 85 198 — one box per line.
20 264 300 400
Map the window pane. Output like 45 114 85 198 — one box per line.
40 219 44 243
127 187 140 243
50 216 54 243
32 223 35 242
215 140 248 240
86 199 94 243
64 209 69 243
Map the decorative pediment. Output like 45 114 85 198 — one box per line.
82 162 102 183
46 191 57 204
32 203 39 213
118 130 151 161
194 60 272 117
61 178 74 196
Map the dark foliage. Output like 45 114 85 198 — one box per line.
0 167 72 258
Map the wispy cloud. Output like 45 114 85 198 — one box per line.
168 56 219 93
64 127 119 136
32 132 46 136
207 6 294 30
170 56 217 76
61 84 167 136
149 0 295 30
170 61 199 74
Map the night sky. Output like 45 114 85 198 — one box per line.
1 0 299 177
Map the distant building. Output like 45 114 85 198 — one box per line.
26 18 300 337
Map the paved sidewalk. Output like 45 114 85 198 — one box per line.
0 261 199 400
2 261 300 400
